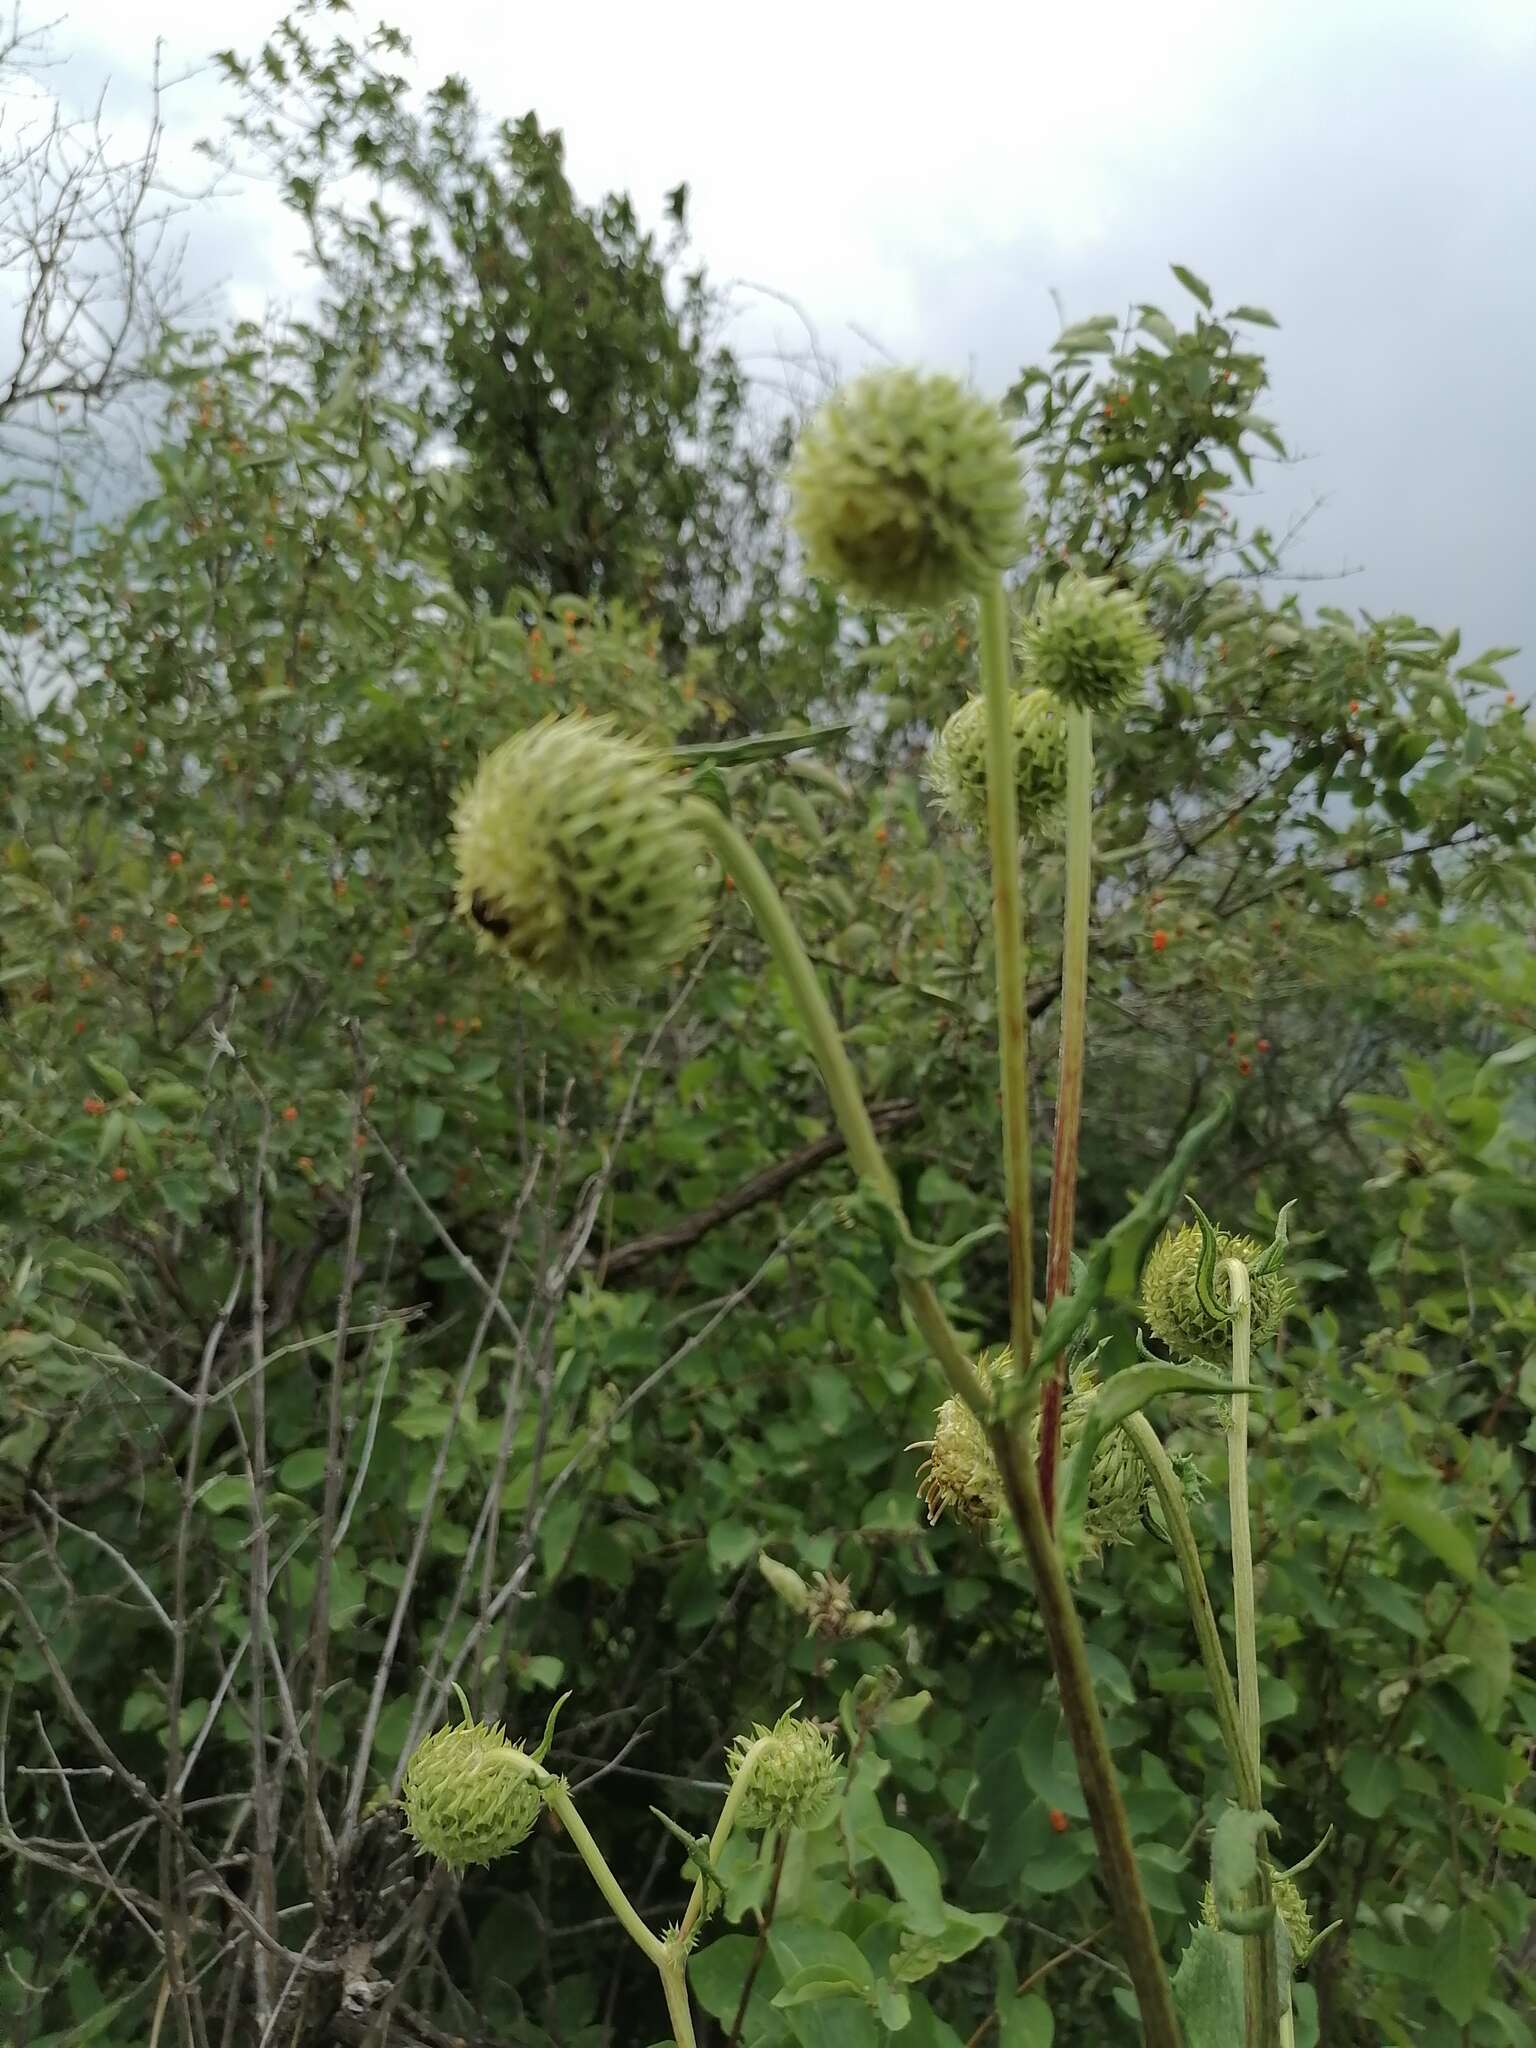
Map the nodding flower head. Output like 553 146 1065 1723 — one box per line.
1203 1872 1317 1965
1018 573 1161 715
789 369 1025 610
1141 1221 1294 1361
401 1703 544 1871
915 1349 1010 1530
726 1707 844 1833
927 687 1070 838
915 1352 1153 1556
451 715 709 991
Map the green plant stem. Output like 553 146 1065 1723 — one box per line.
1223 1258 1282 2048
687 800 989 1414
1039 704 1094 1520
679 1735 771 1942
978 575 1035 1382
1120 1410 1256 1807
542 1781 667 1968
660 1955 700 2048
985 1421 1182 2046
691 789 1179 2046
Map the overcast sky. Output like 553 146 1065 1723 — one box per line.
27 0 1536 688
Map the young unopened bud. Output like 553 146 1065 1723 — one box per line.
926 688 1069 838
451 716 709 990
789 369 1025 610
727 1708 843 1832
1141 1222 1294 1361
1018 573 1161 714
1202 1872 1316 1964
401 1705 544 1871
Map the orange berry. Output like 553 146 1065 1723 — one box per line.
83 1095 106 1115
374 972 389 989
79 972 92 990
434 1012 447 1029
1049 1809 1070 1835
1227 1032 1237 1047
350 950 365 968
452 1016 466 1033
1348 699 1360 715
1506 692 1517 706
362 1084 376 1106
73 1018 86 1034
296 1155 313 1171
282 1105 298 1123
218 894 233 909
1373 892 1388 908
75 913 90 930
1237 1056 1253 1076
239 894 251 908
260 976 274 993
200 872 215 888
355 1131 367 1149
165 912 178 928
874 825 888 845
111 1165 129 1183
1257 1037 1272 1053
21 754 34 770
1152 929 1168 952
167 851 183 867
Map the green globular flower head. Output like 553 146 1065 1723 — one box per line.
916 1353 1151 1556
927 688 1069 838
788 369 1025 610
1060 1367 1154 1558
1018 573 1161 714
451 715 709 991
1202 1873 1316 1965
727 1708 844 1832
401 1710 543 1871
1142 1221 1295 1361
916 1349 1010 1529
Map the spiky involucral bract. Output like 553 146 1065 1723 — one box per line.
726 1708 844 1832
916 1351 1153 1556
1202 1873 1316 1965
926 688 1070 838
1141 1221 1295 1361
1017 573 1161 714
788 369 1025 610
451 715 709 991
401 1714 543 1871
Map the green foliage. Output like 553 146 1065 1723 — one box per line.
0 26 1532 2039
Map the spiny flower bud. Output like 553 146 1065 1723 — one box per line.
915 1353 1153 1555
788 369 1025 610
451 715 709 991
804 1570 893 1642
1018 573 1161 714
1059 1368 1154 1558
1141 1222 1294 1362
926 688 1069 838
401 1705 543 1871
915 1349 1009 1529
1202 1873 1316 1964
727 1708 844 1832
